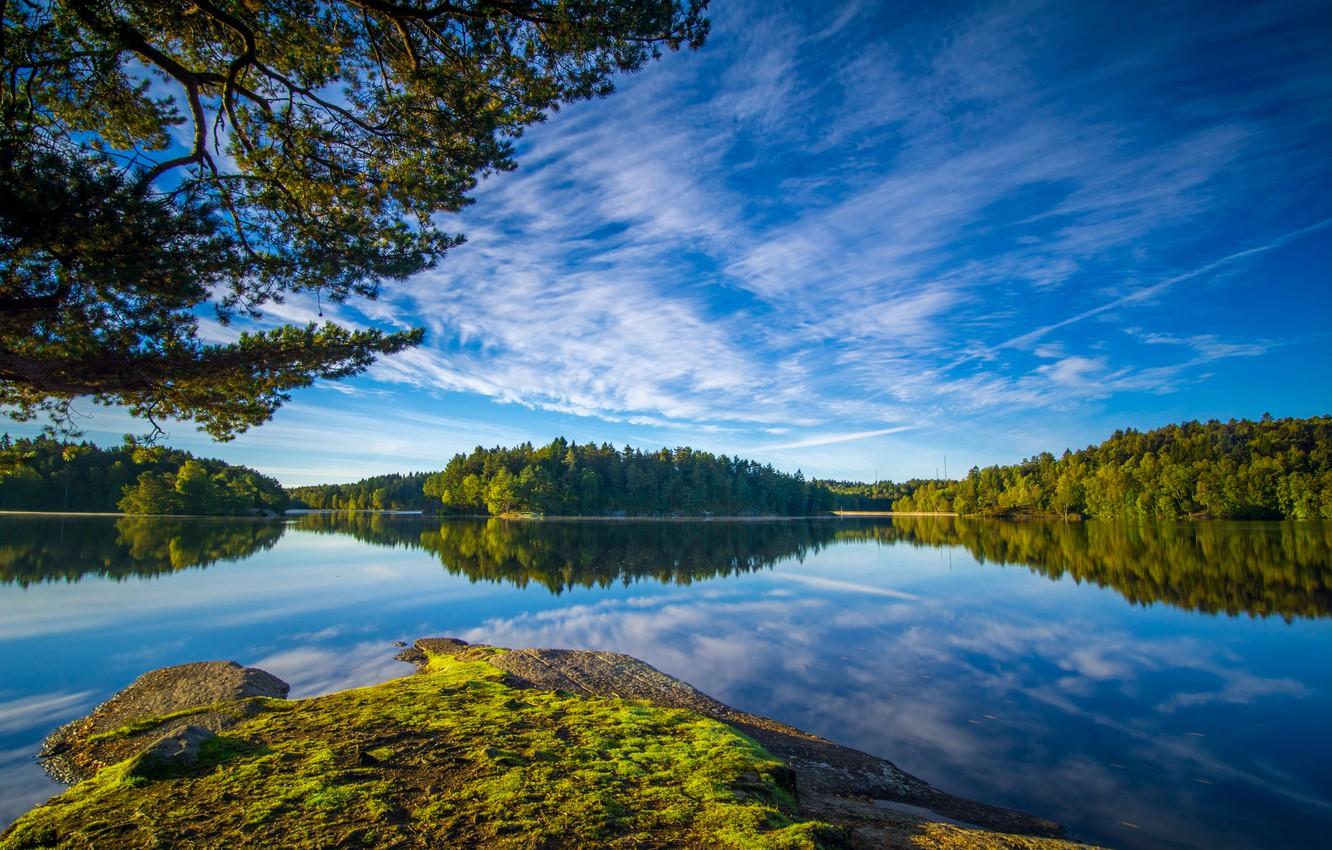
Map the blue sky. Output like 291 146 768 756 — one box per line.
17 0 1332 485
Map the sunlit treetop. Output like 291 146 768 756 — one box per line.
0 0 708 438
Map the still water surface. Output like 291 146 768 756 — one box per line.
1 514 1329 849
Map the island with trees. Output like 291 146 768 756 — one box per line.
289 440 839 515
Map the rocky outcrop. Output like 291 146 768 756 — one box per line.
39 660 288 783
13 641 1101 850
400 638 1068 844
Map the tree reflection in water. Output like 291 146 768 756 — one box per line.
0 516 286 586
855 516 1332 620
293 514 843 592
5 513 1328 619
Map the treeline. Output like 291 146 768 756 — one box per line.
287 472 432 511
286 446 881 516
893 415 1332 520
818 479 943 511
424 439 832 516
0 436 289 515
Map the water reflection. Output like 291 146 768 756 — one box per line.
1 514 1329 849
295 513 843 592
295 514 1332 618
5 514 1330 620
0 516 285 586
854 517 1332 620
448 568 1327 850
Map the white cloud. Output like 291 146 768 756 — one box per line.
759 425 918 452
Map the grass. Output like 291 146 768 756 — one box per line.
2 648 832 850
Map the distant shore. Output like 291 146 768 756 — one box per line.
0 510 127 517
0 510 282 519
831 510 956 517
3 510 888 521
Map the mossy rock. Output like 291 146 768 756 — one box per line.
39 660 288 784
6 640 1106 850
7 650 832 849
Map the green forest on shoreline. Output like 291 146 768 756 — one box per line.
888 415 1331 520
0 436 288 515
2 415 1329 519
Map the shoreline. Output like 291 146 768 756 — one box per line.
0 510 282 519
831 510 956 517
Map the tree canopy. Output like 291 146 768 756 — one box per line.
419 438 831 516
1 0 708 438
892 415 1332 520
0 433 289 513
287 438 833 516
288 470 433 511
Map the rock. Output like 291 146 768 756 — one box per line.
7 641 1100 850
40 660 288 784
416 636 471 655
126 724 216 780
396 636 472 666
405 637 1064 840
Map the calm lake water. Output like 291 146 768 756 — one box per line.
1 514 1329 848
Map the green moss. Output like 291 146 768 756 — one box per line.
3 652 833 850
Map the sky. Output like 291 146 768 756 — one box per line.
14 0 1332 485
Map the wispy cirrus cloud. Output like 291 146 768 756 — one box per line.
758 426 919 452
331 0 1328 456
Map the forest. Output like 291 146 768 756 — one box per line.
294 416 1332 519
289 440 837 516
0 436 289 515
287 473 434 512
892 415 1332 520
418 439 832 516
5 415 1329 519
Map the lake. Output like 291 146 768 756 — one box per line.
1 514 1329 848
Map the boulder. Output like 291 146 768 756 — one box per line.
40 660 288 784
125 724 217 780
